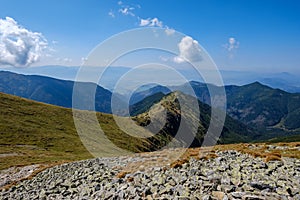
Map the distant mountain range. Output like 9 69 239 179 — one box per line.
1 70 300 143
1 66 300 93
130 81 300 141
0 71 123 113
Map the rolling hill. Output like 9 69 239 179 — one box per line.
0 71 123 113
0 92 155 170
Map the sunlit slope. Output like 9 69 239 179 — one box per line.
0 92 154 170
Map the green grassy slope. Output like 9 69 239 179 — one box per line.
0 92 153 170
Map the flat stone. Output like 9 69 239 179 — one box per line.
231 191 246 198
212 191 225 200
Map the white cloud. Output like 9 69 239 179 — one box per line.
140 18 150 26
81 57 88 64
55 57 72 64
108 10 115 18
0 17 48 67
223 37 239 58
63 58 72 63
165 28 175 36
173 56 185 63
174 36 202 63
139 17 163 27
115 1 141 18
226 37 239 51
159 56 170 62
119 7 135 17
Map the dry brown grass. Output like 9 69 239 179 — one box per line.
202 152 218 160
126 177 134 182
213 142 300 161
166 142 299 169
116 171 130 179
170 158 189 168
265 155 282 162
169 148 219 168
95 141 300 179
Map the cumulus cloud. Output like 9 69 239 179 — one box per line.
110 2 170 31
174 36 202 63
139 17 163 27
0 17 48 67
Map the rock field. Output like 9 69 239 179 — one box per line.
1 148 300 200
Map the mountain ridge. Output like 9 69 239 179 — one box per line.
0 70 124 114
131 81 300 141
133 91 257 146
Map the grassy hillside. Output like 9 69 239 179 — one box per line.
0 92 154 170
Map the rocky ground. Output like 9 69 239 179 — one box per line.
0 164 41 189
1 147 300 200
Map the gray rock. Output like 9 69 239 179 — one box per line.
231 191 246 198
242 195 265 200
250 182 273 191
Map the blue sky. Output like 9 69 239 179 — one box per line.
0 0 300 74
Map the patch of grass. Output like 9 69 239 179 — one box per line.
116 171 130 179
168 142 299 169
170 158 189 168
214 142 300 160
265 155 282 162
